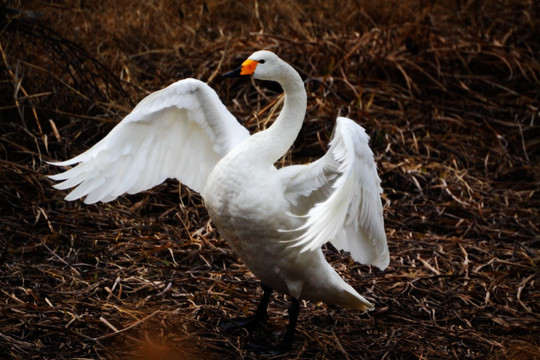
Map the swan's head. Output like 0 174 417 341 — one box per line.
223 50 285 81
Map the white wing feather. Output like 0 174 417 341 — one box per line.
49 79 249 204
279 117 389 270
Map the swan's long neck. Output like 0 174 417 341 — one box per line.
254 63 307 164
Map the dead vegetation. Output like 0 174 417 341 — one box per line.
0 0 539 359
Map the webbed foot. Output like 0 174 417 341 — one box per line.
246 340 292 355
219 315 262 331
219 284 272 331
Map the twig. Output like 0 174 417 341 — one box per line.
95 310 161 341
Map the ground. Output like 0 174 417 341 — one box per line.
0 1 539 359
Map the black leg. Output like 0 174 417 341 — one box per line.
247 297 301 355
254 283 272 322
219 283 272 331
281 298 300 350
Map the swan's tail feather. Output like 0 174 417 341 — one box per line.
338 287 374 311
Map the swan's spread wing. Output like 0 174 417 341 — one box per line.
49 79 249 204
279 117 389 270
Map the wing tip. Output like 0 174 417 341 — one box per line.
48 173 65 181
336 116 353 123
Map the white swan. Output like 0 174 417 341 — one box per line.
49 50 389 352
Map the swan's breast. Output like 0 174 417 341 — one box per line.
202 154 300 287
203 155 289 233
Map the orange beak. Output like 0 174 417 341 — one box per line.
240 59 259 75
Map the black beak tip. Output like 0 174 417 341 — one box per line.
222 66 243 78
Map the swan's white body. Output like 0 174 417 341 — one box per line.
50 51 389 312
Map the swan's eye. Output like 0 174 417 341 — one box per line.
259 59 265 64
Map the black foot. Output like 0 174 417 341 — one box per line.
246 298 299 355
220 284 272 332
247 340 291 356
219 315 262 331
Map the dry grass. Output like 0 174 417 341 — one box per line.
1 1 539 359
